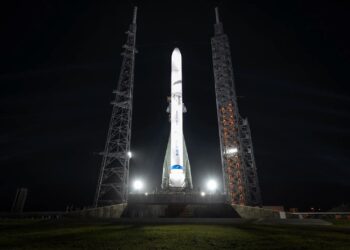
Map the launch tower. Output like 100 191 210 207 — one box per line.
211 8 261 206
94 7 138 207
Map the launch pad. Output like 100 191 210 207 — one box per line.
93 6 262 217
63 6 328 223
124 204 239 219
125 192 235 218
128 192 225 204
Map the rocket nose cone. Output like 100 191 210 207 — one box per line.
172 47 181 58
172 47 182 65
173 47 180 53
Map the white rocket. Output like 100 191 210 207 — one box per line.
169 48 185 188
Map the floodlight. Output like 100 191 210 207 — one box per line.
127 151 132 158
133 179 143 191
201 191 206 197
226 147 238 155
207 179 218 192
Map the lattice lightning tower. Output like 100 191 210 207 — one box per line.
94 7 138 207
211 8 262 206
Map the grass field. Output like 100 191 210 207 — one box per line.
0 219 350 249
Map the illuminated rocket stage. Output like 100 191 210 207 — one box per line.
161 48 193 191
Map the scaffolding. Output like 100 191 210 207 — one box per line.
211 7 261 206
94 7 138 207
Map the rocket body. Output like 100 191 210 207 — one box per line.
169 48 185 188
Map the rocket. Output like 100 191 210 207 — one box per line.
161 47 192 190
169 48 185 188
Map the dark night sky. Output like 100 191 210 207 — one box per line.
1 0 349 211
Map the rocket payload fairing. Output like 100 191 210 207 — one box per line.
169 48 185 188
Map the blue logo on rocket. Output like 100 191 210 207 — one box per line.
171 164 183 170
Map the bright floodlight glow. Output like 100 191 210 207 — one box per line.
207 179 218 192
127 151 132 158
226 147 238 155
201 191 206 197
133 180 143 191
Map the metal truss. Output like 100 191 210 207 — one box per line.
94 7 138 207
239 118 262 205
211 8 261 206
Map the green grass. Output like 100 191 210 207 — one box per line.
326 219 350 227
0 219 350 249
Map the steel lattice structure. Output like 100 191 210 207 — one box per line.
94 7 138 207
211 8 261 206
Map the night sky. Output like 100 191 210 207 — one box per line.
1 1 349 212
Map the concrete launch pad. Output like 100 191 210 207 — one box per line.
128 192 226 204
68 192 300 220
123 203 240 218
111 193 239 218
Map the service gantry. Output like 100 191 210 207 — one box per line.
211 7 262 206
94 7 138 207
